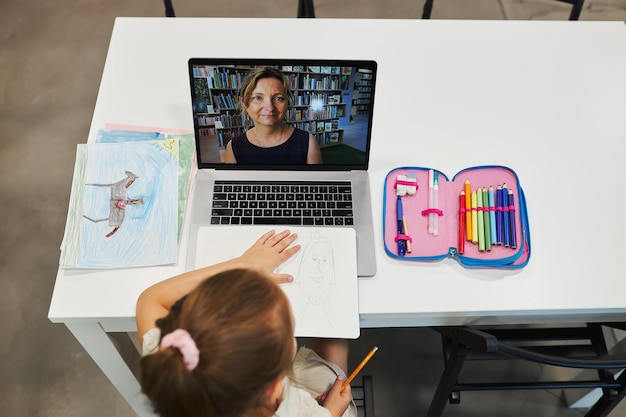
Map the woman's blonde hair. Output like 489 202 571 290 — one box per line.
140 269 294 417
238 66 293 128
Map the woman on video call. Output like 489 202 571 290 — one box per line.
223 67 323 165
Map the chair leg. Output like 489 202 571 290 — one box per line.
427 336 468 417
163 0 175 17
362 375 375 417
297 0 315 18
569 0 585 20
584 371 626 417
422 0 434 19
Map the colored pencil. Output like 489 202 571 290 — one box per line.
458 191 465 255
502 183 510 247
464 180 472 241
508 188 517 249
488 186 497 245
402 215 412 253
471 190 478 244
495 185 504 245
476 186 485 251
483 187 492 251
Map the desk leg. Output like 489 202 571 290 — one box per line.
427 336 467 417
65 321 156 417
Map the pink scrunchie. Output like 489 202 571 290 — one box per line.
160 329 200 371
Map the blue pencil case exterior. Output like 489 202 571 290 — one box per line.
383 165 531 269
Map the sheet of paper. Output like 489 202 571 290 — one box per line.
96 127 197 242
195 226 360 339
60 140 179 268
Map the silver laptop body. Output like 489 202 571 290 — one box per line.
186 58 377 277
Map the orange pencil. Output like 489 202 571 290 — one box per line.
341 346 379 392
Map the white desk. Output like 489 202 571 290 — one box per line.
49 18 626 416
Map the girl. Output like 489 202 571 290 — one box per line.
137 229 354 417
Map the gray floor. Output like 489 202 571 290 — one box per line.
2 0 626 416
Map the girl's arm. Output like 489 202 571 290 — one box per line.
136 229 300 344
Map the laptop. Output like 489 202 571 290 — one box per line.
186 58 377 277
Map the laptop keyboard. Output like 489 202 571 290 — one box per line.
210 181 354 226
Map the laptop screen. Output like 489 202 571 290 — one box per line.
188 58 377 171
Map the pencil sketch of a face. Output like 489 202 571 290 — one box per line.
297 233 335 304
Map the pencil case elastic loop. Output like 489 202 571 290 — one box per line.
394 234 413 243
421 208 443 216
394 179 418 188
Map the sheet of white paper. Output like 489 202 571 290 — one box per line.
195 226 360 339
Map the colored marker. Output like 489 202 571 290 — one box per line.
464 180 472 241
396 196 406 256
476 187 485 251
483 187 492 251
458 191 466 255
428 169 434 234
433 172 439 236
488 186 497 245
508 188 517 250
502 183 510 247
471 190 478 244
495 185 504 245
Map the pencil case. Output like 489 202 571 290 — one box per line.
382 165 531 268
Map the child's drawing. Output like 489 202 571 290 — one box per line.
295 232 336 332
193 226 360 339
82 171 145 238
96 129 196 242
60 140 179 268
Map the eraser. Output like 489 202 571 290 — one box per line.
405 173 417 195
396 175 407 196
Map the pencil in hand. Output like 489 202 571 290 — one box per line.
341 346 379 392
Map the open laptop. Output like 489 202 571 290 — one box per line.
186 58 377 277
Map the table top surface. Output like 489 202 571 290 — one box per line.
49 18 626 329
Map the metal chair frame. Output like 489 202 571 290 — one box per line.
428 323 626 417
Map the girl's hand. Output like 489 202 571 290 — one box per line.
321 376 352 417
236 230 300 283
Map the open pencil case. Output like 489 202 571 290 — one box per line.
383 165 531 268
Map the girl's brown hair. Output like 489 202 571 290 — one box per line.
140 269 294 417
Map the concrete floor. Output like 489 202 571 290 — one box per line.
1 0 626 416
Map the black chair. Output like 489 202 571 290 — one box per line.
428 323 626 417
166 0 585 20
353 375 375 417
422 0 585 20
298 0 316 18
161 0 315 18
